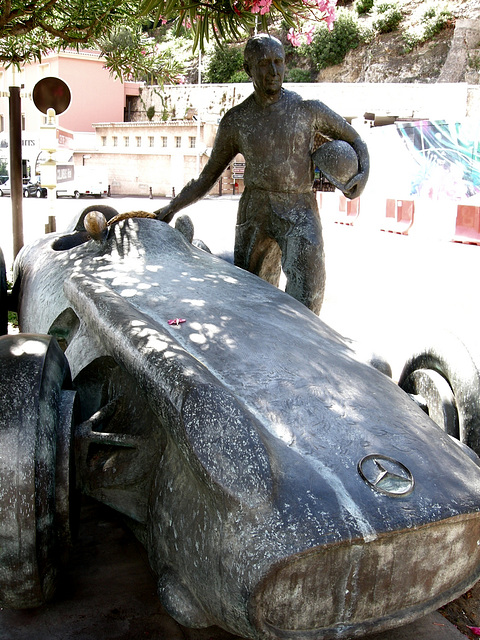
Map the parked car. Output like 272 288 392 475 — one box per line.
2 206 480 639
0 180 10 197
23 181 47 198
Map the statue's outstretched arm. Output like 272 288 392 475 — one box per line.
155 120 238 224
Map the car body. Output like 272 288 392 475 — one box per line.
3 207 480 639
23 181 47 198
0 180 10 197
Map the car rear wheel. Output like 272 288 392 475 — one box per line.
0 335 77 608
399 330 480 455
74 191 80 199
36 189 42 198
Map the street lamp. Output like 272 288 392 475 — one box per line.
9 69 23 258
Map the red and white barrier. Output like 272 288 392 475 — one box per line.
381 199 415 235
453 204 480 245
334 195 360 225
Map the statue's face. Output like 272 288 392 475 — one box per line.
247 41 285 100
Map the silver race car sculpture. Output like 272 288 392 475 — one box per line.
1 205 480 640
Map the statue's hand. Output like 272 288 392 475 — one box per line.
343 172 367 200
154 206 175 224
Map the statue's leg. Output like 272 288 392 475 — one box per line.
234 190 282 287
235 226 282 287
280 214 325 315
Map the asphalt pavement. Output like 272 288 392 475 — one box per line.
1 193 479 639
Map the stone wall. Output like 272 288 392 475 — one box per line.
75 82 479 197
135 81 478 124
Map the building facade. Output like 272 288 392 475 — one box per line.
0 50 140 180
88 120 244 197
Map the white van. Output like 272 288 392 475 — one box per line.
55 164 108 199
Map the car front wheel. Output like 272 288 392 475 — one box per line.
0 334 77 608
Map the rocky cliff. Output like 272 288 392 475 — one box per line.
316 0 480 83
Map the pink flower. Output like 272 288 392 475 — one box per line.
250 0 272 15
174 74 186 84
468 627 480 636
320 0 337 29
304 25 315 43
287 27 302 47
168 318 186 325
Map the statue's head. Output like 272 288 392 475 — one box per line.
244 34 285 100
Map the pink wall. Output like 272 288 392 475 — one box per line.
56 55 126 131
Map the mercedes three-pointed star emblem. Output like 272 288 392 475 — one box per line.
358 454 415 497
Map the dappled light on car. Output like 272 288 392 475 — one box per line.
130 324 171 355
8 336 48 357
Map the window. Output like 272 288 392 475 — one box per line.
189 136 196 149
162 136 167 147
0 115 4 133
21 114 26 131
39 63 50 78
113 136 118 147
149 136 155 148
175 136 181 148
136 136 142 147
124 136 130 147
101 136 107 147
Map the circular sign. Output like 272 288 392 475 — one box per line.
33 77 71 115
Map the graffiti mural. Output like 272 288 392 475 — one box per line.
396 120 480 201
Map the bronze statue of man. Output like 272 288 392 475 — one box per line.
155 34 369 314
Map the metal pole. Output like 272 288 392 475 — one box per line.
9 86 23 258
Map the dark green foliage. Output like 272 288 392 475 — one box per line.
356 0 374 16
285 67 312 82
230 70 250 83
422 8 453 39
205 45 245 83
373 3 403 33
403 6 454 53
309 12 362 70
8 312 18 329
